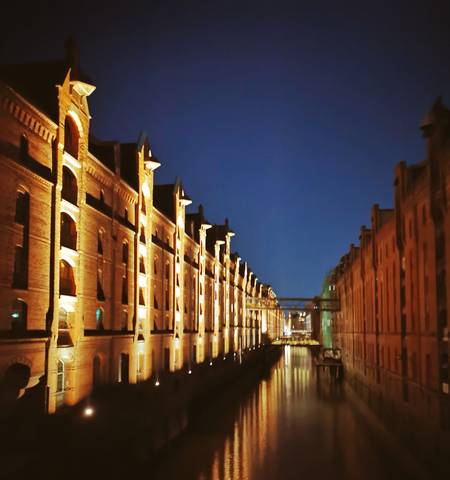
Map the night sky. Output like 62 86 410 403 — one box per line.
1 1 450 296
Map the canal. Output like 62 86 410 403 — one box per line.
152 346 426 480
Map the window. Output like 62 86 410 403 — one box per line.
100 190 105 204
11 299 27 332
122 241 128 264
165 262 170 280
19 134 28 163
124 208 128 221
139 225 146 244
97 230 104 255
60 260 76 296
56 360 65 393
154 295 159 309
15 190 29 225
139 256 146 274
64 116 79 159
95 307 104 330
153 257 158 275
121 275 128 305
97 268 105 301
60 213 77 250
12 245 27 289
139 288 145 305
165 288 169 310
62 166 77 205
121 310 128 331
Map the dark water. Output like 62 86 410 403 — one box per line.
153 346 422 480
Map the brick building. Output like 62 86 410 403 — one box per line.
327 98 450 453
0 41 283 413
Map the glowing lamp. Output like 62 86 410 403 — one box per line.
83 406 94 417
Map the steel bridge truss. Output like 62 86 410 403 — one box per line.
246 297 340 312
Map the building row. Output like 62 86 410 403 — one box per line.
0 41 283 413
323 97 450 432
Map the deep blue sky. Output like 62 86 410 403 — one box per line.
2 1 450 296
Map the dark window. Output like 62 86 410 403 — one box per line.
20 135 29 163
64 116 79 159
139 288 145 305
12 245 27 289
56 360 64 393
60 260 76 296
153 257 158 275
140 225 146 244
11 299 27 332
154 295 159 309
121 311 128 331
97 231 104 255
62 166 77 205
122 242 128 264
60 213 77 250
15 191 29 225
121 275 128 305
100 190 105 204
139 256 146 274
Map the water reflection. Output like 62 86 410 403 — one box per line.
154 347 412 480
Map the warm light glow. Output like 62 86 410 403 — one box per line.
83 406 94 417
155 380 160 386
188 369 192 374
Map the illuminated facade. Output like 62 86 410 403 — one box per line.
329 98 450 433
0 42 283 412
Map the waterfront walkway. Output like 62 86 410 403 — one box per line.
153 346 427 480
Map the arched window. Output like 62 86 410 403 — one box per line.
122 241 128 264
97 230 104 255
11 299 27 332
64 116 79 159
97 268 105 301
62 166 78 205
60 212 77 250
139 288 145 305
15 190 29 225
20 134 29 163
60 260 76 296
56 360 65 394
121 275 128 304
139 256 146 274
13 245 27 289
95 307 104 330
93 355 101 388
140 225 146 244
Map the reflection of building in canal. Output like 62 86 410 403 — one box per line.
324 98 450 473
0 41 284 413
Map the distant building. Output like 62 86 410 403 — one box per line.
0 41 283 413
328 98 450 442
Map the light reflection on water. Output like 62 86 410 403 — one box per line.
154 347 410 480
